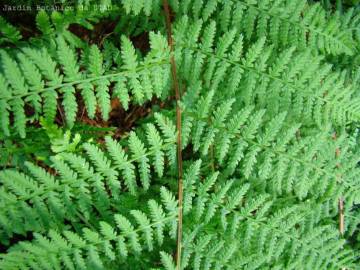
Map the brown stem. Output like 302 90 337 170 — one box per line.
339 197 346 270
57 104 65 126
162 1 183 269
334 136 345 237
338 197 344 236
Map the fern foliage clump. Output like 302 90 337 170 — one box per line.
1 0 360 269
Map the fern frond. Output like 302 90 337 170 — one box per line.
174 18 360 126
83 142 120 200
179 0 357 56
122 0 162 16
180 88 359 201
0 119 177 241
1 2 360 268
0 192 177 269
0 16 21 45
160 251 176 270
0 34 170 137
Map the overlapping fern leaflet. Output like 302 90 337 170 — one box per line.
175 0 358 56
1 0 360 269
0 17 22 45
171 82 359 269
0 32 170 138
0 114 176 244
0 186 178 270
181 89 360 198
174 17 360 127
173 158 355 269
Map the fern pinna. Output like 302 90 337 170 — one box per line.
1 0 360 269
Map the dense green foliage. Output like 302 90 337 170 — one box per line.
1 0 360 269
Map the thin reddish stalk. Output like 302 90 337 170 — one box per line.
333 135 346 270
334 144 344 236
338 197 344 235
162 1 183 269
